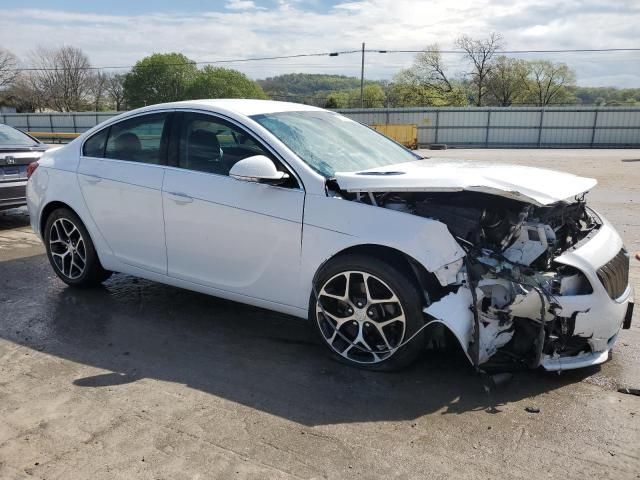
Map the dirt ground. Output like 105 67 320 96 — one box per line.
1 149 639 480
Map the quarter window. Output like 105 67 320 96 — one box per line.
82 128 108 157
104 113 169 164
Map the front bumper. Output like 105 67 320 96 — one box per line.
540 216 633 371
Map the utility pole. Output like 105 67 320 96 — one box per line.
360 42 365 108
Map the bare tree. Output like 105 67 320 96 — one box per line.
0 48 18 89
88 71 107 111
389 44 470 107
408 44 453 93
455 33 503 106
105 72 126 110
523 60 577 106
5 73 47 112
29 45 93 111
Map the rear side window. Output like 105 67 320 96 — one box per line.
0 124 39 146
104 113 169 164
82 128 108 157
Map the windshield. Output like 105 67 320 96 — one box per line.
0 124 38 146
251 111 419 177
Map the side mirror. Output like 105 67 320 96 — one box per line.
229 155 290 185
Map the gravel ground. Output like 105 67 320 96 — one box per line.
0 149 639 479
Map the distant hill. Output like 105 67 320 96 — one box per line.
257 73 384 106
256 73 640 108
258 73 361 97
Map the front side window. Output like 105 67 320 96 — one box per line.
104 113 168 164
178 113 270 176
252 111 420 177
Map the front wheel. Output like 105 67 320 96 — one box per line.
310 254 427 371
44 208 112 287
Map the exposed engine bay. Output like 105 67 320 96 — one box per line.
336 186 606 370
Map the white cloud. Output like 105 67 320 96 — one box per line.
0 1 638 86
225 0 263 10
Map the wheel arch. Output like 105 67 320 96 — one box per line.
312 244 472 366
313 243 442 306
40 200 76 236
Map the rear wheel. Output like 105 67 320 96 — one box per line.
44 208 112 287
310 254 426 371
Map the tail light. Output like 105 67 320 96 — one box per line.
26 161 39 179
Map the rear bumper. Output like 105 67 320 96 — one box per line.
0 180 27 210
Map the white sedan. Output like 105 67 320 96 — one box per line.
26 100 634 371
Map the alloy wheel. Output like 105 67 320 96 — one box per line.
49 218 87 280
315 270 407 364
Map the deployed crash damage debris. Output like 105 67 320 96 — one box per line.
617 387 640 397
330 181 625 370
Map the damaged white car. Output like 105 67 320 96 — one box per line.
26 100 634 372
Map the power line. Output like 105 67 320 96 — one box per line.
387 48 640 54
6 47 640 72
7 50 362 72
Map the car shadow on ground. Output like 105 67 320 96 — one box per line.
0 207 30 231
1 253 596 426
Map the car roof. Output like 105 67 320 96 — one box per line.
132 99 326 118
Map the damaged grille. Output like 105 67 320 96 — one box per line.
597 248 630 300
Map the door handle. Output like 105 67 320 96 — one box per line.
166 191 194 204
82 174 102 184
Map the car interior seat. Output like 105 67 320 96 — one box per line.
187 129 224 174
113 132 142 161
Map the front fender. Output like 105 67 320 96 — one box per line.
298 193 465 309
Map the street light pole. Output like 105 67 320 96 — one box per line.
360 42 365 108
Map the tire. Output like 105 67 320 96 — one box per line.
44 207 112 287
309 254 426 371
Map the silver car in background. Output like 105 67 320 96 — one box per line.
0 124 48 210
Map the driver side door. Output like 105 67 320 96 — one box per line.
162 111 305 308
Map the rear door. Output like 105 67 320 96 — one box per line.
77 112 171 274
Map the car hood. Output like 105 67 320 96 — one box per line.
333 159 597 206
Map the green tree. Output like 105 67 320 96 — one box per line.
522 60 577 106
574 87 640 106
186 66 267 99
324 91 350 108
124 53 198 108
389 72 467 107
485 56 529 106
346 84 386 108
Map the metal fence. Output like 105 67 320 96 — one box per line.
336 107 640 148
0 112 118 135
1 107 639 148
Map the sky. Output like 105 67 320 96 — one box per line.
0 0 639 87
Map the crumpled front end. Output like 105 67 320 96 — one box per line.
539 219 633 370
333 182 634 371
423 203 633 371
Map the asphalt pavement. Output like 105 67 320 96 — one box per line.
1 149 639 479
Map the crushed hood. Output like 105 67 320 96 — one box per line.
334 159 597 206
